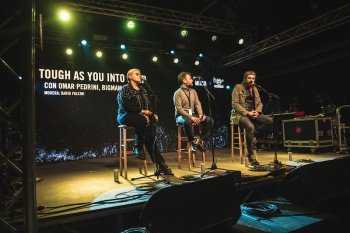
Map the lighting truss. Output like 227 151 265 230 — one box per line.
222 3 350 67
67 0 256 36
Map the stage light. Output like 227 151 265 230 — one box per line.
170 50 175 55
199 53 203 58
180 29 188 37
174 58 179 63
226 85 231 90
238 38 244 45
120 44 126 50
152 56 158 62
122 53 128 59
96 51 103 58
211 35 217 41
81 40 87 46
66 48 73 55
18 76 22 80
58 10 70 22
194 60 200 66
127 20 135 29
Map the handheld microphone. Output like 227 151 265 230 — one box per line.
141 76 147 81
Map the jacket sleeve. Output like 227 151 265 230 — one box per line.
232 84 249 116
117 86 142 113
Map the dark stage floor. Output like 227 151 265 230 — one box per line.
28 148 349 232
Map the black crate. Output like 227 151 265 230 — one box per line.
282 117 334 148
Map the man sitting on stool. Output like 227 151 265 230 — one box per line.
231 71 273 166
173 72 214 152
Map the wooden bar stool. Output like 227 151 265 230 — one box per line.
231 122 257 164
177 124 205 170
118 125 148 179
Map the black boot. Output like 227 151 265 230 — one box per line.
247 154 260 166
193 138 206 151
158 161 174 176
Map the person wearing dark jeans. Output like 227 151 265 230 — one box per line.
231 71 273 166
173 72 214 152
117 68 173 175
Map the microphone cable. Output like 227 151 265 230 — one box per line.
241 201 281 218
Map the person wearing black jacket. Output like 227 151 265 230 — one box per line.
117 68 173 175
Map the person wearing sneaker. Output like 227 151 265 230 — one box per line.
173 72 214 152
231 71 273 166
117 68 173 176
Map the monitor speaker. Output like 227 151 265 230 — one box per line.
140 173 241 233
277 156 350 210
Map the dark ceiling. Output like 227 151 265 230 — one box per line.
35 0 350 80
1 0 350 112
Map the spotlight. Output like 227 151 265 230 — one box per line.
174 58 179 63
96 51 103 58
120 44 126 50
127 20 135 29
226 85 231 90
180 29 188 37
194 60 200 66
238 38 244 45
58 10 70 21
18 76 22 80
122 53 128 59
81 40 88 46
170 50 175 55
66 48 73 55
211 35 217 41
199 53 203 58
152 56 158 62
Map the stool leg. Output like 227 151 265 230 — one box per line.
123 127 128 179
243 128 248 163
187 142 192 170
177 126 182 169
231 124 234 162
238 126 243 164
201 151 205 164
192 149 196 167
119 127 123 176
139 160 148 176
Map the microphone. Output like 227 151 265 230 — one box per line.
141 76 147 81
252 83 263 88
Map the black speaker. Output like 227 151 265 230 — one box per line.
140 173 241 233
277 156 350 210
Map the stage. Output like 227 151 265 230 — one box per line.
23 148 346 232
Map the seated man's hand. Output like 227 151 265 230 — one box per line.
199 114 206 121
141 109 153 116
153 114 159 122
248 111 259 119
191 116 201 125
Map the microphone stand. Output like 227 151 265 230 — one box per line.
255 85 283 170
131 80 168 182
200 83 227 177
